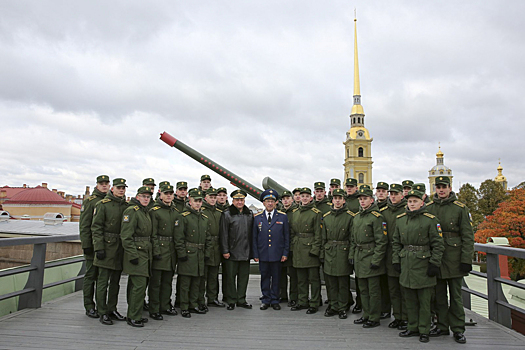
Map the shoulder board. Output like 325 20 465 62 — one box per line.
454 200 465 208
423 213 436 219
216 208 223 213
151 206 161 211
292 208 299 213
347 210 356 217
202 214 208 219
371 211 381 218
182 211 191 217
277 210 286 215
311 208 321 214
254 212 263 217
133 206 140 211
101 198 111 203
380 206 388 212
323 211 331 218
87 195 97 201
396 213 406 219
328 202 333 206
426 201 434 206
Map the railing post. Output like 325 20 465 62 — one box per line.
18 243 47 309
462 278 471 310
486 251 511 328
75 259 86 292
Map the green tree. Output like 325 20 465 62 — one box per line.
478 179 507 217
458 183 483 231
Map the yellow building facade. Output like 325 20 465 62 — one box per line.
343 17 373 187
428 146 453 194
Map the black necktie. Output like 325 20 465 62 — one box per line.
267 213 271 224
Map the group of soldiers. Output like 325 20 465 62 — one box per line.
79 174 473 345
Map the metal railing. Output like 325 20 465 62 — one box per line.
462 243 525 329
0 234 84 310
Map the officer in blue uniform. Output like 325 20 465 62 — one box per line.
253 189 290 310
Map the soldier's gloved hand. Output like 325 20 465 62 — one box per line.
460 263 472 273
178 256 188 262
130 258 139 265
393 263 401 273
96 250 106 260
153 255 162 261
370 263 380 270
83 247 94 255
427 263 439 277
204 256 210 262
308 252 318 257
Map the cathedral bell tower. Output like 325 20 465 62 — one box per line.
343 14 373 187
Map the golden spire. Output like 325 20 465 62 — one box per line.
353 10 360 96
350 9 364 118
436 143 444 158
495 159 508 190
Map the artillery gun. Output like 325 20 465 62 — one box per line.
160 131 289 201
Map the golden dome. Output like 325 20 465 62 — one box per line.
436 145 444 158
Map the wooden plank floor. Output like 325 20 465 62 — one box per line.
1 275 524 350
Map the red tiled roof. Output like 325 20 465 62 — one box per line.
0 186 30 199
72 203 82 209
4 186 72 205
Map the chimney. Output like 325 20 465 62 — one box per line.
23 184 27 188
85 186 90 195
52 189 58 193
42 183 48 189
66 194 72 201
58 191 65 198
0 191 6 199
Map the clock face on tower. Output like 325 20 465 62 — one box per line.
357 130 364 138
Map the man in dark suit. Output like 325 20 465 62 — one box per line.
253 189 290 310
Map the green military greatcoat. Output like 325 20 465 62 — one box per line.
291 202 322 268
173 197 187 213
201 201 222 267
426 192 474 279
345 193 360 213
79 188 107 257
120 198 154 278
174 208 211 277
349 203 388 278
150 200 179 271
380 199 407 278
314 197 332 215
92 191 129 270
321 208 354 276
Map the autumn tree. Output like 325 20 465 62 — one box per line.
478 179 507 217
457 183 483 231
475 188 525 278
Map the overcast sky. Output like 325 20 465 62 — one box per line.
1 0 523 205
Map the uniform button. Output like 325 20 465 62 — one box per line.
138 246 141 249
269 240 272 242
269 229 271 232
269 244 272 247
269 235 271 237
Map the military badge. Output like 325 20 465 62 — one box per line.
123 215 129 222
276 221 283 225
437 223 442 237
80 205 84 212
258 222 262 231
382 222 387 235
174 220 179 227
93 208 96 215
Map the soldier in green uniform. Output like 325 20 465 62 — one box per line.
393 189 444 342
427 176 473 344
173 181 188 213
290 187 322 314
402 180 414 197
413 183 430 204
321 189 355 319
292 187 302 206
121 186 155 327
92 178 129 325
349 186 388 328
280 190 298 306
344 177 361 314
375 181 391 319
175 188 211 318
201 188 225 308
381 183 408 329
313 182 332 214
142 178 156 210
148 184 179 321
327 178 341 202
79 175 110 318
216 187 229 212
155 181 171 201
199 175 212 192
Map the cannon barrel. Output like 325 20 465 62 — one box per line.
160 131 264 200
262 176 290 196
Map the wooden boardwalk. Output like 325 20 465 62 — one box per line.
1 275 525 350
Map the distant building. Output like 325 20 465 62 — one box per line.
1 183 82 222
494 161 508 190
428 146 453 194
